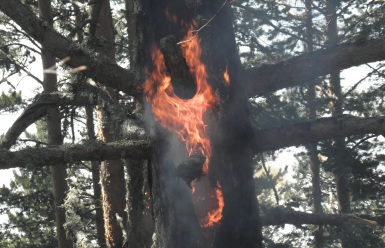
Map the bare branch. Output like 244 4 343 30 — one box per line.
0 140 152 170
245 38 385 98
254 115 385 152
0 85 131 149
260 207 378 226
177 0 230 45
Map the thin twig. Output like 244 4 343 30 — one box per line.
177 0 231 45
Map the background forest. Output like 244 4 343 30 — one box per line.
1 0 385 247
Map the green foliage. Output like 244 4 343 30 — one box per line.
0 167 56 248
0 90 23 113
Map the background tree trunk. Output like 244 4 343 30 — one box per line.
85 105 106 246
91 1 128 246
325 1 351 247
305 0 324 247
38 1 73 247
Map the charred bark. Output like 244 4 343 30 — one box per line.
160 35 196 99
176 152 205 187
126 159 154 248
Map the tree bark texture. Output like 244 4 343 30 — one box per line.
91 1 128 247
126 159 154 248
38 1 73 247
0 140 152 169
85 105 106 246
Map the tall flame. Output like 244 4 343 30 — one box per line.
144 25 225 227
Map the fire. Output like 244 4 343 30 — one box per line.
144 25 225 227
223 66 230 86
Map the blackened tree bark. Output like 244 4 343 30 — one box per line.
38 1 73 247
126 159 154 248
197 2 263 247
132 0 263 247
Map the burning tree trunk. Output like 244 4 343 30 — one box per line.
135 0 263 247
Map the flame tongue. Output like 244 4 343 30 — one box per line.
144 25 224 228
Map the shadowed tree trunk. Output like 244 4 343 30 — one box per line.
325 1 351 247
85 105 106 246
38 1 73 247
305 1 324 247
125 2 155 246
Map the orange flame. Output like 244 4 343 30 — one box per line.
144 25 223 227
223 66 230 86
203 183 224 228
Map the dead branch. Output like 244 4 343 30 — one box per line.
244 38 385 98
254 115 385 152
0 140 152 170
260 207 378 227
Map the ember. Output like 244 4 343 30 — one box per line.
144 23 226 228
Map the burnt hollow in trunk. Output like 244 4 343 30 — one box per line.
160 35 197 99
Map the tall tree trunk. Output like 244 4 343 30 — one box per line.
72 3 106 244
305 1 324 247
85 105 106 246
325 1 351 247
90 1 128 246
38 1 73 247
133 0 263 247
125 3 155 246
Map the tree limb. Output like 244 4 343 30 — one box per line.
2 1 385 100
260 207 378 226
0 140 152 170
254 115 385 152
244 38 385 98
0 0 138 96
0 85 136 149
